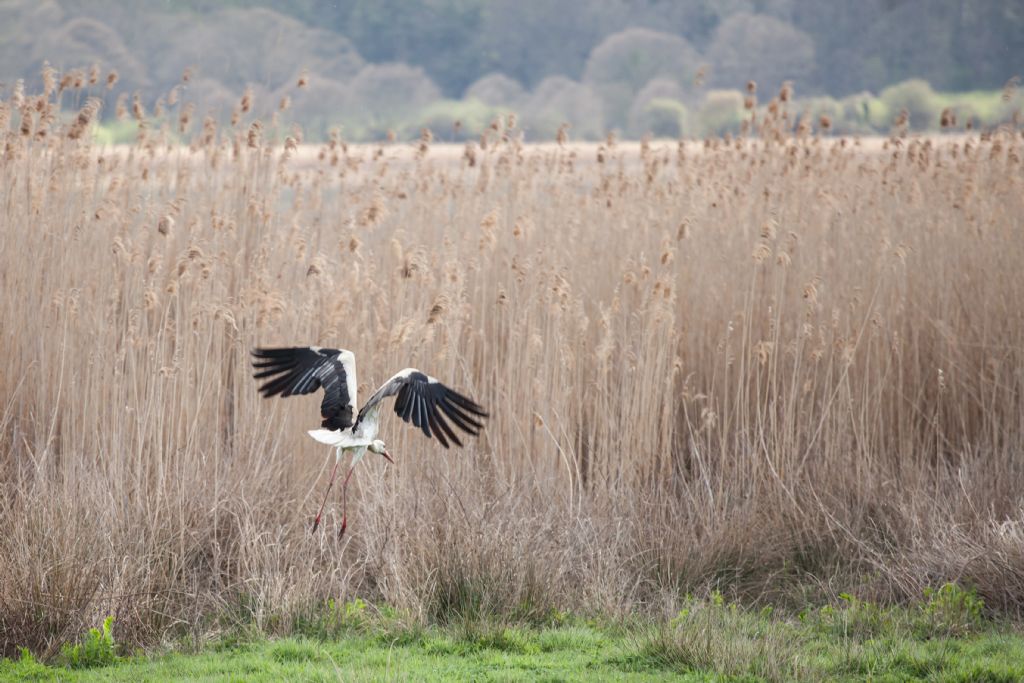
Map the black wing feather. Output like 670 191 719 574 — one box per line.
444 389 487 417
437 397 481 435
415 395 431 439
399 391 415 422
251 347 355 431
427 395 459 448
356 370 488 449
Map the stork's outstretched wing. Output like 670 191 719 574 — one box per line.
251 347 357 430
356 369 487 448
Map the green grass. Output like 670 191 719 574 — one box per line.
3 624 1021 682
4 589 1024 682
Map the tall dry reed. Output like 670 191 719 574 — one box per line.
1 71 1023 657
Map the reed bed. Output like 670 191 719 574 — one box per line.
1 77 1023 658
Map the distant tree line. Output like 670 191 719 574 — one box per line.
1 0 1021 140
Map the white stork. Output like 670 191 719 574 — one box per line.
251 346 487 536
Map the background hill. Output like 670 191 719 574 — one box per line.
2 0 1022 140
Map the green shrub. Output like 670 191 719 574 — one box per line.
414 98 503 141
94 120 140 145
812 593 895 641
697 90 745 136
0 648 53 680
636 98 688 139
798 95 842 133
880 79 941 130
837 92 882 133
914 583 986 639
60 616 118 669
293 597 372 639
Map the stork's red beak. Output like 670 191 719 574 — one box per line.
381 450 394 464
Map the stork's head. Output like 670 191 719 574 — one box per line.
369 439 393 463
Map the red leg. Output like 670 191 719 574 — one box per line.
312 459 342 533
338 466 356 540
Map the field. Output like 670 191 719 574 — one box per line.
3 594 1024 680
1 80 1024 679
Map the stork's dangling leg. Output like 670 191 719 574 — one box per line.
338 448 369 539
312 446 343 533
338 464 356 540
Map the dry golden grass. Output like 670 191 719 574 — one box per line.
2 77 1024 658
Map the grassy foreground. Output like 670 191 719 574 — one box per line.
4 591 1024 682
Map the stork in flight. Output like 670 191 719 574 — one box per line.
251 346 487 537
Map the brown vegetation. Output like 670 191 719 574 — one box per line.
1 75 1023 659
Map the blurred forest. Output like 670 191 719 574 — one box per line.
1 0 1022 140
